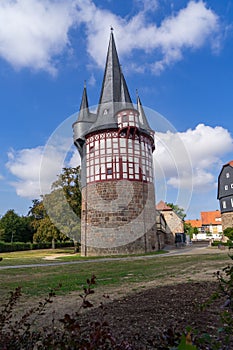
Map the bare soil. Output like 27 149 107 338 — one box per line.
76 281 226 349
4 248 231 349
44 248 230 348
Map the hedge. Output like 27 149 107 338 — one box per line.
211 240 233 247
0 241 75 253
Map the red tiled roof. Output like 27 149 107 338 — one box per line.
156 200 172 211
201 210 221 225
185 219 202 228
226 160 233 167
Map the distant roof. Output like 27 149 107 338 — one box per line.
225 160 233 167
185 219 202 228
201 210 221 225
156 200 172 211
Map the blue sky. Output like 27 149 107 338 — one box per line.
0 0 233 220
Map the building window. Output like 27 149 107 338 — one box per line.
223 201 226 209
231 184 233 189
231 198 233 208
226 172 230 178
225 185 228 190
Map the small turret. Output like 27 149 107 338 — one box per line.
73 84 96 156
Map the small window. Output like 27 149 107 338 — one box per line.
223 201 227 209
231 184 233 189
226 172 230 178
225 185 228 190
89 145 95 153
106 168 113 175
231 198 233 208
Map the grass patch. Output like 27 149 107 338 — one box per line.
0 248 77 266
0 251 230 299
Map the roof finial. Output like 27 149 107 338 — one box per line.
84 80 86 88
136 89 139 98
110 26 114 32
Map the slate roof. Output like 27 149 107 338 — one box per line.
73 30 153 141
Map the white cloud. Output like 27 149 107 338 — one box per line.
0 0 223 74
155 124 233 192
6 139 72 198
0 0 77 74
6 147 44 197
68 149 81 168
6 123 233 200
76 0 221 73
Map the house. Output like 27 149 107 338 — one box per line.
201 211 222 234
186 210 222 241
217 160 233 231
185 219 202 233
156 201 184 245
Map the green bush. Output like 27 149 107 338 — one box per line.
0 241 75 252
0 241 31 252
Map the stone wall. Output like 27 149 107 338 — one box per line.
81 180 158 256
221 212 233 231
160 211 184 245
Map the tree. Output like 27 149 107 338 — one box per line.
44 166 81 245
29 199 67 244
165 202 186 220
184 222 198 239
0 210 34 243
223 227 233 241
29 167 82 247
51 166 82 217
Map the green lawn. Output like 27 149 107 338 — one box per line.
0 248 230 299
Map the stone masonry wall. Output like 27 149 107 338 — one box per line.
221 212 233 231
81 180 158 256
161 211 184 245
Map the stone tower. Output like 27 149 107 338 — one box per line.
217 160 233 231
73 31 158 256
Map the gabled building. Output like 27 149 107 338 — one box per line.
201 210 222 234
217 161 233 231
73 30 158 256
156 200 184 245
185 219 202 233
186 210 222 240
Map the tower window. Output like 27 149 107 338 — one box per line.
231 198 233 207
225 185 228 190
231 184 233 189
106 167 113 175
226 172 230 178
222 201 226 209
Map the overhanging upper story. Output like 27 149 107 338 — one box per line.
217 161 233 213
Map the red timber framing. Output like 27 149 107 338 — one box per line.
86 130 154 184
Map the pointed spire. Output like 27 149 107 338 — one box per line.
137 94 152 131
120 70 133 105
98 31 121 107
78 83 89 122
96 31 133 123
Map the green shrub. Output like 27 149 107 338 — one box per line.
0 240 75 252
